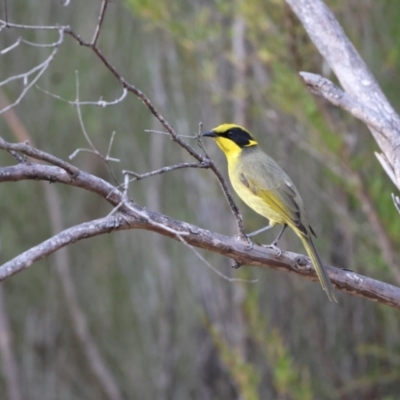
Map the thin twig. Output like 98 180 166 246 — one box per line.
0 18 247 236
74 72 98 153
69 148 101 160
0 136 79 175
106 131 119 161
0 29 64 115
38 85 128 107
144 129 195 139
68 72 120 183
114 172 254 283
0 38 21 54
175 235 259 283
0 20 70 30
7 150 26 164
123 161 210 182
0 36 67 54
63 27 247 236
91 0 109 46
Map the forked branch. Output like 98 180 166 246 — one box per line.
1 160 400 309
286 0 400 191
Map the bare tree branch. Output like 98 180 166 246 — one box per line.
91 0 108 46
0 88 123 400
286 0 400 191
0 17 246 237
123 161 210 182
0 28 64 114
2 3 400 313
299 72 397 145
0 17 247 237
1 161 400 309
0 136 79 175
62 27 247 237
293 75 400 281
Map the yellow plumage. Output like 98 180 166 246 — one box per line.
202 123 337 302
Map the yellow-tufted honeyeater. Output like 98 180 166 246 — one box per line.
202 124 337 302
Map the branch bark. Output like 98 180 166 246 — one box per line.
286 0 400 190
1 162 400 309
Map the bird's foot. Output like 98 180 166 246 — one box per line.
235 234 254 250
244 235 254 250
261 242 282 257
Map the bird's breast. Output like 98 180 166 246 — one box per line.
228 163 285 225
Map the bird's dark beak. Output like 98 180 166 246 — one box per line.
201 131 217 138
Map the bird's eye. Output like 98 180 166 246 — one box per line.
227 131 233 137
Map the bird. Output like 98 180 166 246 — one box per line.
202 123 337 302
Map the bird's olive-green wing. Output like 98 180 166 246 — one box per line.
239 172 310 236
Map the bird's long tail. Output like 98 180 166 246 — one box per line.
300 235 337 303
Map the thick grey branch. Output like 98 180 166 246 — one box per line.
1 162 400 309
286 0 400 190
0 163 122 207
299 72 395 140
0 203 400 310
0 136 79 175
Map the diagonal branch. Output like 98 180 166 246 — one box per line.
286 0 400 191
0 136 79 175
1 162 400 309
63 28 247 237
0 18 246 236
299 72 397 143
0 200 400 310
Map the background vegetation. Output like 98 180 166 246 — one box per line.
0 0 400 399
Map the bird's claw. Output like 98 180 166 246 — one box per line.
262 243 282 257
244 235 254 250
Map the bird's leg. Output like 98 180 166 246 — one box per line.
261 224 288 257
244 224 288 253
244 224 273 250
271 224 287 246
244 235 254 250
246 224 273 238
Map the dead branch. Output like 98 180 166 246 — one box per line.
286 0 400 191
299 72 397 143
0 15 247 237
2 2 400 312
1 161 400 309
0 136 79 175
123 161 211 182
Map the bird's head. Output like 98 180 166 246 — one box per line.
202 124 258 157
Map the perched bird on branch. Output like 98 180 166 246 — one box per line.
202 123 337 302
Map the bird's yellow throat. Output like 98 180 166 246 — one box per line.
213 136 244 159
